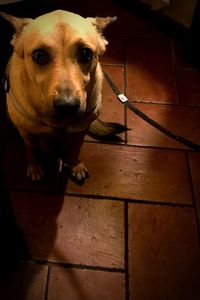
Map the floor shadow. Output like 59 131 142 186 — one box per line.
0 1 154 298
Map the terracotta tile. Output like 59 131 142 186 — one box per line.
126 37 177 103
100 37 125 65
173 41 194 69
86 65 126 142
2 133 65 192
177 68 200 106
0 263 47 300
67 143 192 204
4 137 192 204
188 152 200 220
129 204 200 300
127 102 200 149
85 0 164 37
48 266 125 300
4 138 192 203
108 13 164 38
101 65 125 122
11 192 124 268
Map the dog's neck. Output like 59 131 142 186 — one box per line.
8 86 49 127
7 83 97 131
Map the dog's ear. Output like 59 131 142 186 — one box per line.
87 16 117 55
0 12 32 57
0 12 31 32
93 16 117 34
87 16 117 34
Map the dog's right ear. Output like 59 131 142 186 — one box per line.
0 12 32 57
0 12 31 33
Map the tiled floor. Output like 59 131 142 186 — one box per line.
1 0 200 299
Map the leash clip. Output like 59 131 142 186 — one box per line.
117 93 128 103
2 76 10 93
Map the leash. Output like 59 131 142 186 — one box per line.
103 70 200 151
2 73 200 151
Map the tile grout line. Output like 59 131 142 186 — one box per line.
176 65 199 71
124 201 130 300
44 265 51 300
9 186 194 207
102 64 200 107
127 99 200 108
27 259 125 274
174 64 182 106
84 140 195 152
185 152 200 246
171 39 180 105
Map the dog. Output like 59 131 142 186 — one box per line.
0 10 125 182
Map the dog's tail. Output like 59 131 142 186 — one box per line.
88 118 128 141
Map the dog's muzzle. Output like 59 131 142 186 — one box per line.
53 95 80 120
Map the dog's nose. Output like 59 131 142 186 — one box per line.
53 96 80 119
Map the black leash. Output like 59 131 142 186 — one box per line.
103 70 200 151
2 72 200 151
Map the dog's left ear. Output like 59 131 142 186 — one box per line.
0 12 32 57
90 17 117 34
87 16 117 55
89 16 117 34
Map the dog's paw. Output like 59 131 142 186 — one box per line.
70 162 89 182
27 165 44 181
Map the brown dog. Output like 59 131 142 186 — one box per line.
1 10 121 182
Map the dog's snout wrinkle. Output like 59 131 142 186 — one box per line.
53 95 80 119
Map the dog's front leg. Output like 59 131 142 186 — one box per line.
66 131 88 182
18 128 43 181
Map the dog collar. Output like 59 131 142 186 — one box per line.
9 86 49 127
5 78 96 129
3 75 45 126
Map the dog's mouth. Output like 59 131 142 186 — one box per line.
53 110 80 121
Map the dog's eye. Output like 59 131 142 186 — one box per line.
78 47 93 64
32 49 51 65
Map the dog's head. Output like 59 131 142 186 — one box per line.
1 10 116 122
